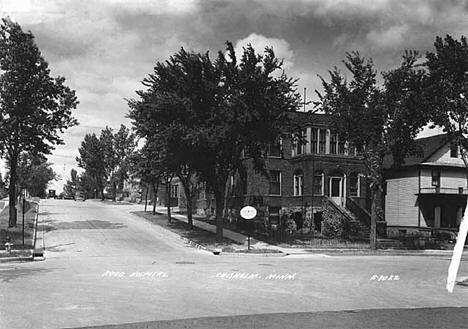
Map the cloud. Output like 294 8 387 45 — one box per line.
109 0 200 15
366 24 410 51
234 33 295 69
0 0 65 24
2 0 468 188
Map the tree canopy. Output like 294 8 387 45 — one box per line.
77 133 107 199
425 35 468 176
128 42 301 240
76 125 135 200
318 51 429 248
16 153 56 198
0 19 78 226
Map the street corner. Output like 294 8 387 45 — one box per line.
0 250 34 263
215 245 286 257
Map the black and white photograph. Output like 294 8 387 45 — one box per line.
1 1 468 328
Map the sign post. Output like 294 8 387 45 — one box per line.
240 206 257 251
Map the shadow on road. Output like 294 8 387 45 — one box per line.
70 307 468 329
38 220 126 232
0 266 56 283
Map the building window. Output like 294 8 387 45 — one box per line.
311 128 318 154
293 170 304 196
319 129 327 153
267 139 282 157
450 144 458 158
330 131 338 154
313 171 324 195
269 170 281 195
293 130 306 156
349 173 359 197
269 206 281 225
338 138 345 155
432 170 440 187
170 184 179 198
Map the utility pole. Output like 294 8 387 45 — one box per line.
303 88 307 112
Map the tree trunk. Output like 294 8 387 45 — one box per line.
222 174 232 223
187 195 193 229
112 181 117 201
165 181 171 223
370 188 382 250
144 184 149 212
152 181 159 215
8 154 18 227
181 183 194 229
214 188 225 242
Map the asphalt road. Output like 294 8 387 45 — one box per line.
1 199 468 329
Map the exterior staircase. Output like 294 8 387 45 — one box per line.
324 196 400 247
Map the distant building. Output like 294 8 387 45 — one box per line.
384 134 467 238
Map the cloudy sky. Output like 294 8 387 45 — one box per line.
1 0 468 191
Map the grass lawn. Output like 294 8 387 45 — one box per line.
0 200 38 252
131 211 241 250
192 215 370 249
278 237 370 249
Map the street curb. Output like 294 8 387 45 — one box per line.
0 200 40 264
178 236 286 256
220 251 287 257
282 249 459 257
179 236 216 253
0 252 34 263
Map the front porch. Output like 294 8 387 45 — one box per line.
417 193 466 229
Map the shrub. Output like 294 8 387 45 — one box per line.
282 215 297 235
321 207 345 239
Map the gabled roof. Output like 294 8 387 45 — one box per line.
384 133 450 169
403 133 449 166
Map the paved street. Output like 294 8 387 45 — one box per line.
1 199 468 328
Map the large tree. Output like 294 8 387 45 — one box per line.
78 171 99 199
425 35 468 183
318 51 429 249
16 152 56 198
130 140 167 216
0 19 78 226
129 43 301 241
104 125 136 201
63 168 79 197
77 133 107 200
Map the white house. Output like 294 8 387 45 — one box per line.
385 134 467 237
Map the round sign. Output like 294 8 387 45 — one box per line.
240 206 257 220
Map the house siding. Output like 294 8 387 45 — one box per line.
442 171 466 189
426 144 465 166
385 169 419 227
420 168 466 190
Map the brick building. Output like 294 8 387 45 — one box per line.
178 112 372 236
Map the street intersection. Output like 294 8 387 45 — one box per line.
1 199 468 328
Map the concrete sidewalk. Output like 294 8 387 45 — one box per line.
157 206 462 257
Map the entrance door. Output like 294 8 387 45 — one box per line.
330 177 343 206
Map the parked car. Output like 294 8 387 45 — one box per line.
74 192 86 201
